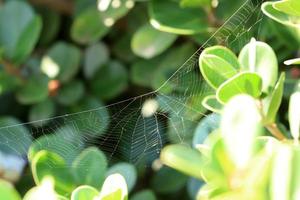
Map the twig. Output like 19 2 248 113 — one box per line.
1 60 23 80
266 123 286 141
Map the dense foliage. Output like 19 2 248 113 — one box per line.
0 0 299 199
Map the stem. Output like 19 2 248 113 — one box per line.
28 0 74 15
1 60 23 80
266 123 286 141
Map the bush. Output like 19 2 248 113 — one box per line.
0 0 299 199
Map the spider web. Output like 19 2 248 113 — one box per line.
0 0 265 169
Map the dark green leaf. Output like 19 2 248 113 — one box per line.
41 42 81 83
72 147 107 189
131 24 177 59
149 0 211 35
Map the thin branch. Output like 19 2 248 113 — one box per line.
266 123 286 141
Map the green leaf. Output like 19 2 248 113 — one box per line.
289 91 300 142
149 0 211 35
106 163 137 192
221 95 262 169
131 24 177 59
150 167 188 194
131 190 156 200
0 70 20 95
152 43 196 93
0 179 21 200
90 61 128 100
201 95 222 113
180 0 211 8
193 113 220 148
31 150 76 196
99 174 128 200
23 177 67 200
41 42 81 83
98 0 134 21
84 42 109 79
130 57 161 88
29 99 55 127
56 80 84 106
261 2 300 28
16 75 49 105
271 144 293 200
0 117 32 156
263 73 285 124
273 0 300 17
71 8 109 44
284 58 300 65
160 144 203 179
238 38 278 93
28 125 84 164
69 97 110 137
0 0 42 64
71 185 99 200
291 146 300 199
216 72 262 104
199 46 240 89
38 8 61 46
72 147 107 189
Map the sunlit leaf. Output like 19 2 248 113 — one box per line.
216 72 262 104
160 144 203 179
199 46 240 89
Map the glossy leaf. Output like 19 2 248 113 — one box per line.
41 42 81 83
221 95 262 169
71 8 109 44
0 179 21 200
72 147 107 189
130 57 161 88
69 97 110 136
16 76 49 105
0 0 42 64
56 80 84 106
199 46 240 89
180 0 211 8
28 125 84 164
271 144 293 200
193 113 220 148
238 39 278 93
131 24 177 59
263 73 285 124
71 185 99 200
261 2 300 28
150 167 188 194
216 72 262 104
84 42 109 79
289 91 300 142
98 174 128 200
273 0 300 17
90 61 128 100
23 177 67 200
160 144 203 179
106 163 137 192
29 99 55 127
201 95 222 113
149 0 210 35
0 117 32 156
31 150 76 196
131 189 156 200
284 58 300 65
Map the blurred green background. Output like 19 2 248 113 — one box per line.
0 0 300 199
